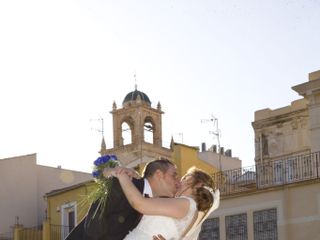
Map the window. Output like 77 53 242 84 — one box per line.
121 122 132 145
199 218 219 240
143 117 154 144
225 213 247 240
253 208 277 240
68 211 75 232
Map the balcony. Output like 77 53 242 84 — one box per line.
212 151 320 196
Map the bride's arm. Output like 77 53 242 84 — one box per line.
113 169 189 219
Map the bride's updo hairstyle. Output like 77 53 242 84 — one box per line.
186 167 215 212
194 186 214 211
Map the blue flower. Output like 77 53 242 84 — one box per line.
93 157 100 166
100 155 110 164
92 154 119 179
93 154 117 166
92 170 101 178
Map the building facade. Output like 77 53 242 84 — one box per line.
0 153 92 236
201 153 320 240
45 180 95 239
199 70 320 240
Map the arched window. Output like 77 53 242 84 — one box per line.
144 117 154 144
121 121 132 145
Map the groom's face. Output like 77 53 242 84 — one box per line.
159 165 180 197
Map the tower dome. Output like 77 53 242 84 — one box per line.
122 88 151 106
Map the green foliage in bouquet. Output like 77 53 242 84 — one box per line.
88 154 120 219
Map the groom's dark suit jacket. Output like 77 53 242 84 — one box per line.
65 177 145 240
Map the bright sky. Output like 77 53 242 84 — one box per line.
1 0 320 173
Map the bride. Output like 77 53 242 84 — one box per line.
110 166 220 240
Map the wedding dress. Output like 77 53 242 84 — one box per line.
123 196 197 240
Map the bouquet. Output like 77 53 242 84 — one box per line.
88 154 120 218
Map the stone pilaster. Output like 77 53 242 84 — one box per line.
292 70 320 152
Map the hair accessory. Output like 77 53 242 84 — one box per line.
203 186 214 194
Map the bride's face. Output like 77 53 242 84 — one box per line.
175 173 193 197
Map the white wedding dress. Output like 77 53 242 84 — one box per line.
123 196 197 240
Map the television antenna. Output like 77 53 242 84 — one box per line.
201 114 222 171
90 118 104 138
173 132 184 143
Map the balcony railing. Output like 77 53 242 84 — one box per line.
212 151 320 196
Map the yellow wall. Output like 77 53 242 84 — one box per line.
46 182 95 225
134 144 219 178
172 144 219 177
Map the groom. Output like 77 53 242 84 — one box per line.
65 158 180 240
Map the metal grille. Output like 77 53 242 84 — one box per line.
225 213 248 240
199 217 219 240
253 208 278 240
256 152 320 188
212 151 320 196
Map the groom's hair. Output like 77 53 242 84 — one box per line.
142 158 174 178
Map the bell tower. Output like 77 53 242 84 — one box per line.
103 86 172 167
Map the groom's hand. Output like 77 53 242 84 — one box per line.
152 234 166 240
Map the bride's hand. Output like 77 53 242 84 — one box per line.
103 167 140 180
102 166 124 178
102 167 115 178
122 167 141 179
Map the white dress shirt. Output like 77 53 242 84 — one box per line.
143 178 153 197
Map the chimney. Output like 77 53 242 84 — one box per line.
220 147 224 155
209 144 217 153
225 149 232 157
201 142 206 152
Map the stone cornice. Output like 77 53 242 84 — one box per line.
252 108 308 129
292 79 320 97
